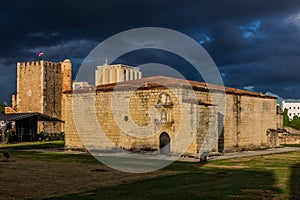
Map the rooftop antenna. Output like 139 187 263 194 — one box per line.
104 57 108 65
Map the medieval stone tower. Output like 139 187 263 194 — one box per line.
11 59 72 133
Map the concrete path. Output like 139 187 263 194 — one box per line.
21 147 300 162
207 147 300 161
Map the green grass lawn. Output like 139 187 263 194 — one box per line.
46 152 300 200
282 143 300 148
1 142 300 199
0 140 64 149
0 141 99 164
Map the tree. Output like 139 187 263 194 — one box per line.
0 103 5 114
283 108 300 130
283 108 290 127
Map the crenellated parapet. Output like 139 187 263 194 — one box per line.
44 61 60 68
17 60 43 67
17 60 61 68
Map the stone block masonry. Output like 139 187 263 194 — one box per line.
12 59 72 133
64 76 280 158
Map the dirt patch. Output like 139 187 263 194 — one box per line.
0 158 180 199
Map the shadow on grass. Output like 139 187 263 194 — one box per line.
46 167 282 200
290 162 300 199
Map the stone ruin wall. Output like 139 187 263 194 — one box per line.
278 126 300 145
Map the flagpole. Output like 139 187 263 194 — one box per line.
37 51 45 61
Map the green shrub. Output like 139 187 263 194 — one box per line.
283 108 300 130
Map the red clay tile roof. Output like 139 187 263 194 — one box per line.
69 76 276 99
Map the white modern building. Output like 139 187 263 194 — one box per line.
282 100 300 120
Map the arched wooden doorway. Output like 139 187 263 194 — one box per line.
160 132 170 154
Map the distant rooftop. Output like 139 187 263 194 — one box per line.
282 100 300 103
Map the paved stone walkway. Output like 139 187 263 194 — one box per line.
207 147 300 161
22 147 300 162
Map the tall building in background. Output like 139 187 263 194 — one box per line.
95 63 142 86
282 100 300 120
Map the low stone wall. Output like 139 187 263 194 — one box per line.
283 126 300 134
278 127 300 144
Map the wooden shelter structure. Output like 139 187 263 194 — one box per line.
0 112 63 142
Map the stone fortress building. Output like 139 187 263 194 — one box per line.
4 59 283 158
6 59 72 134
64 62 282 159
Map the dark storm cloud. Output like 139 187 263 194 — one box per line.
1 0 300 103
214 14 300 91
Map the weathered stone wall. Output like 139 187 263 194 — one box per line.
223 94 277 151
98 88 183 152
17 61 44 113
64 84 278 157
15 60 72 134
64 92 85 149
223 94 239 150
283 126 300 134
278 127 300 144
61 60 72 132
42 61 62 118
276 106 283 129
279 133 300 144
65 87 216 157
195 105 218 156
65 87 190 153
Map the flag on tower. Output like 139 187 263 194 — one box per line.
37 51 44 57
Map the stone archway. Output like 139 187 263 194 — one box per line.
160 132 170 154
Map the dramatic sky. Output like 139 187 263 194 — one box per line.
1 0 300 104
